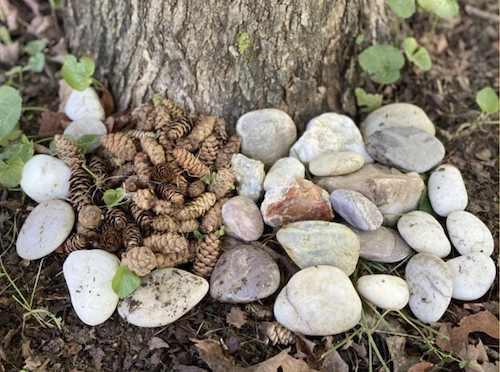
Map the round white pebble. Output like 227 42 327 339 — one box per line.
446 211 494 256
356 274 409 310
63 87 105 121
63 118 107 153
428 164 468 217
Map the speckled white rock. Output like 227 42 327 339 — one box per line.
222 196 264 241
16 200 75 260
446 211 494 256
274 265 362 336
63 250 119 326
309 151 364 177
63 118 107 153
290 113 373 165
118 268 209 327
276 221 360 275
360 103 436 141
428 164 468 217
62 87 105 121
330 189 383 231
356 275 409 310
20 155 72 203
405 253 453 323
236 109 297 169
231 154 265 202
397 211 451 258
263 157 305 191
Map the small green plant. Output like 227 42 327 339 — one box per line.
103 187 128 207
417 0 459 19
112 265 141 299
476 87 499 117
354 88 383 113
358 45 405 84
152 92 165 107
386 0 415 18
5 39 47 78
403 37 432 71
61 54 110 96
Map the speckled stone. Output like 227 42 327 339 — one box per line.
309 151 364 177
231 153 265 202
428 164 468 217
446 211 494 256
329 189 383 231
222 196 264 242
263 157 305 191
356 275 409 310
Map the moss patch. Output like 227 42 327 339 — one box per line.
236 32 251 55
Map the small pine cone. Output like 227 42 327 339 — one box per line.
198 134 220 166
144 232 189 255
122 220 142 250
177 219 200 233
172 173 189 195
140 137 165 165
211 169 234 198
55 233 89 256
129 202 153 227
215 135 242 170
76 222 100 244
187 180 206 198
101 133 137 161
53 134 86 171
201 200 224 233
172 148 209 178
151 163 174 183
134 152 153 183
153 104 173 132
131 188 157 210
188 239 199 255
161 98 186 120
104 208 128 230
132 101 155 129
88 155 109 188
127 129 157 139
100 227 123 252
78 205 102 229
258 322 297 346
179 116 215 151
154 251 192 268
157 132 174 153
213 118 228 143
244 304 274 320
69 168 93 212
175 192 217 221
123 176 147 193
122 246 157 277
192 233 220 277
156 183 185 206
152 200 177 215
167 116 193 140
150 215 177 232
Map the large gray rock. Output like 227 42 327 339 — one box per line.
263 157 305 191
236 109 297 169
315 164 425 225
446 211 494 256
309 151 364 177
222 196 264 241
428 164 468 217
329 189 383 231
365 127 445 173
210 245 280 303
231 153 265 202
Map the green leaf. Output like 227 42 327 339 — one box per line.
192 230 202 238
0 157 24 188
0 135 34 163
4 66 23 77
354 88 383 113
24 40 46 56
403 37 432 71
201 173 216 186
418 185 437 216
417 0 459 18
476 87 499 115
112 266 141 299
26 52 45 73
0 26 12 45
0 124 22 147
358 45 405 84
386 0 415 18
0 86 22 140
61 55 95 91
49 0 63 9
65 134 102 153
103 187 127 207
152 93 164 107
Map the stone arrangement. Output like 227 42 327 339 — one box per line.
16 97 496 342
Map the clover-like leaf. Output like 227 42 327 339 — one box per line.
0 135 34 163
358 45 405 84
152 93 164 107
386 0 415 18
0 157 24 188
403 37 432 71
355 88 383 113
0 86 22 140
24 40 46 56
476 87 499 115
417 0 459 18
103 187 128 207
26 52 45 73
61 55 95 91
112 265 141 299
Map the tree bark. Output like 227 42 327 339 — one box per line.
63 0 391 131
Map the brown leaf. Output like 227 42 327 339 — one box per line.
408 362 433 372
295 335 316 360
386 336 421 372
99 87 115 117
27 15 61 39
0 41 19 65
459 339 489 364
148 336 169 351
321 350 349 372
226 307 248 328
175 366 209 372
0 0 18 30
38 112 69 135
23 0 40 15
249 348 318 372
89 346 105 370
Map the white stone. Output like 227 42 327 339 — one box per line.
446 211 494 256
263 157 305 191
62 87 105 121
428 164 468 217
63 118 108 153
274 265 362 336
356 275 409 310
360 103 436 141
405 253 453 323
63 250 119 326
118 268 209 327
446 253 496 301
16 200 75 260
309 151 364 177
222 196 264 241
397 211 451 258
231 153 265 202
290 113 373 165
20 155 72 203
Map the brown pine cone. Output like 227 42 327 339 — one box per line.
172 148 209 178
152 200 177 215
192 233 220 277
161 98 185 121
177 219 200 233
122 220 142 250
88 155 109 188
53 134 86 171
127 129 157 139
187 179 206 198
176 116 215 152
154 250 192 268
69 168 93 212
78 205 103 229
172 172 189 195
152 104 173 132
100 227 123 252
134 152 153 183
157 131 174 153
150 216 199 233
198 134 220 166
211 169 235 198
167 116 193 140
76 222 100 245
213 118 228 143
55 233 89 256
151 163 174 183
258 322 297 346
121 246 157 277
140 137 165 165
215 135 242 170
143 232 189 255
201 199 225 233
175 192 217 220
104 208 128 230
244 304 274 320
129 202 153 227
132 101 155 130
123 176 148 193
131 188 157 211
101 133 137 161
156 183 185 206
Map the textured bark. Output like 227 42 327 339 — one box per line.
64 0 391 131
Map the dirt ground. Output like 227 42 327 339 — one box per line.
0 1 498 371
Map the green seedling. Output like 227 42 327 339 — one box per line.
61 54 111 97
152 92 164 107
0 26 13 45
201 172 217 187
386 0 415 18
5 40 47 78
417 0 459 19
354 87 383 113
103 187 128 208
403 37 432 71
112 265 141 299
458 87 499 134
358 45 405 84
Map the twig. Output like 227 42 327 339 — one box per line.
465 5 499 23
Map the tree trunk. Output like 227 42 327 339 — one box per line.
63 0 391 131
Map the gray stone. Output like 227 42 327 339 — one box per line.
276 221 360 275
329 189 383 231
309 151 364 177
446 211 494 256
263 157 305 191
231 153 265 202
210 245 280 303
222 196 264 242
236 109 297 169
356 275 409 310
63 118 107 153
274 265 362 336
365 127 445 173
428 164 468 217
315 164 425 225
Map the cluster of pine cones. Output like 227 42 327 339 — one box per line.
53 98 241 278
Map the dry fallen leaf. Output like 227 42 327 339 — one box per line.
295 335 316 360
99 87 115 118
226 307 248 328
0 41 19 65
321 350 349 372
148 336 169 351
386 336 421 372
407 362 433 372
38 112 69 135
0 0 18 30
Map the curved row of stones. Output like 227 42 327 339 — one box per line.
15 95 495 334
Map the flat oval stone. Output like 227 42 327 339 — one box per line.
276 221 360 275
366 127 445 173
397 211 451 258
446 253 496 301
356 274 409 310
446 211 494 256
263 157 305 191
309 151 364 177
274 265 362 336
63 118 107 153
428 164 468 217
17 200 75 260
360 103 436 141
330 189 383 231
118 268 209 327
349 226 413 263
236 109 297 169
63 250 119 326
405 253 453 323
20 155 72 203
222 196 264 241
231 154 265 202
210 245 280 303
62 87 105 121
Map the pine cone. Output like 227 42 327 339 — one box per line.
132 101 155 130
105 208 128 230
172 148 209 178
152 200 177 215
55 233 89 256
192 233 220 277
176 116 215 151
151 163 174 183
53 134 86 171
122 220 142 250
198 134 220 166
101 133 137 161
244 304 273 320
152 104 173 132
151 216 199 233
69 168 93 212
157 131 174 153
175 192 217 220
100 227 123 252
167 116 193 140
156 183 185 206
140 137 165 165
133 152 153 183
258 322 297 346
201 200 224 233
127 129 157 139
172 172 189 195
215 135 242 170
121 246 157 276
131 188 157 210
143 232 189 254
88 155 109 188
161 98 185 121
177 219 200 233
187 179 206 198
129 202 153 227
154 250 192 268
213 118 228 143
78 205 103 229
76 222 100 245
123 176 147 193
211 169 234 198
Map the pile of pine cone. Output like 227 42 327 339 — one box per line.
53 98 241 278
